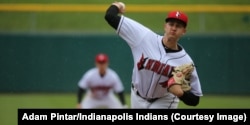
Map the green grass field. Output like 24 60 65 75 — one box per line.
0 0 249 4
0 93 250 125
0 0 249 34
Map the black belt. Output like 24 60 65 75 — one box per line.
131 84 159 103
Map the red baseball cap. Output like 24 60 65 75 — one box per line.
165 11 188 27
95 53 109 63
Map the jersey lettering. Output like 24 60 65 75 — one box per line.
90 86 112 91
145 59 154 70
137 54 148 70
162 65 172 76
151 60 161 72
90 85 112 97
137 54 173 77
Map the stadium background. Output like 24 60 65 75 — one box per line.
0 0 249 124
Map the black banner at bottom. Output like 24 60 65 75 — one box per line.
18 109 249 124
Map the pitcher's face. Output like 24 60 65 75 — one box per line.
164 20 186 40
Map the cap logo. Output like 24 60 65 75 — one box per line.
99 55 105 60
175 11 180 18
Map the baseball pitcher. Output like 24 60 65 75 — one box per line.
104 2 203 109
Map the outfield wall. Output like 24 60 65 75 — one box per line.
0 33 249 94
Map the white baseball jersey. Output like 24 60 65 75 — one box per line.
78 68 124 99
117 15 203 99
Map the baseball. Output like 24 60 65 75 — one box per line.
118 2 125 10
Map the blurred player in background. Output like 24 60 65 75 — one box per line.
77 53 127 109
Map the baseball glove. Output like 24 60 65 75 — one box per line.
167 63 194 91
